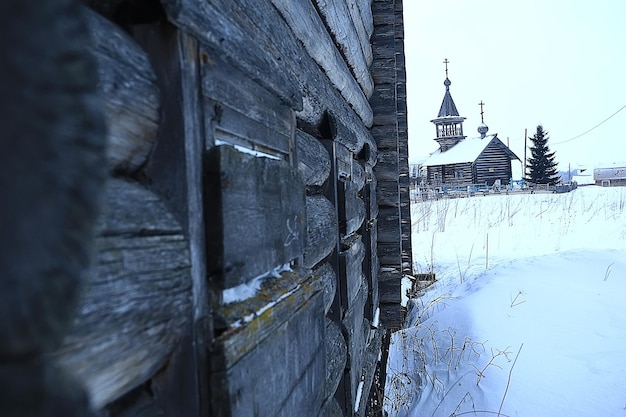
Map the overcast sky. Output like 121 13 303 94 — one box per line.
403 0 626 172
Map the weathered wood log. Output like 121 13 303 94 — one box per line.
378 241 401 266
161 0 377 152
210 271 325 416
378 268 402 304
204 145 306 288
340 236 366 308
53 178 192 409
346 0 374 64
377 206 400 243
355 327 383 415
355 0 374 38
377 180 400 207
160 0 302 109
85 8 160 174
266 0 373 126
314 262 337 315
318 397 344 417
341 283 369 405
311 0 374 98
341 181 366 237
201 48 294 157
325 318 347 399
304 195 338 269
296 129 331 187
352 161 366 191
367 177 379 220
380 302 403 331
376 149 400 182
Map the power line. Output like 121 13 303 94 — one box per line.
553 105 626 145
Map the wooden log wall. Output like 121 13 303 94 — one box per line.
370 0 412 331
51 1 411 416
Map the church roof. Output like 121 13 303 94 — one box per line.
438 78 460 117
423 134 520 166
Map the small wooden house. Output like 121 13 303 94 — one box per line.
423 68 519 188
594 166 626 186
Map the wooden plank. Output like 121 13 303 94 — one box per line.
54 178 192 409
303 195 339 269
296 129 332 187
377 180 400 207
160 0 302 109
340 236 366 306
85 8 159 174
201 46 294 156
378 241 401 266
379 302 402 330
341 284 369 407
213 268 322 368
325 318 347 399
376 149 400 182
312 0 374 97
342 180 366 237
162 0 377 147
355 327 383 416
269 0 373 125
210 286 325 416
204 146 306 288
347 0 374 65
352 161 366 191
314 262 337 315
377 206 399 243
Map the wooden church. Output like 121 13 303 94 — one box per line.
423 61 519 188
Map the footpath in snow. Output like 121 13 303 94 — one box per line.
385 186 626 417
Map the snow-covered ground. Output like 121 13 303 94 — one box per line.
385 186 626 417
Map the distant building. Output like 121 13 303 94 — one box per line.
594 166 626 186
423 62 519 188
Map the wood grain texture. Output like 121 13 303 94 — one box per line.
201 47 294 156
296 129 331 187
162 0 377 147
210 272 325 416
54 178 192 409
347 0 374 64
267 0 373 126
325 318 347 399
314 262 337 315
160 0 302 109
304 195 339 269
204 145 306 288
340 236 366 307
342 180 366 237
85 8 159 174
312 0 374 97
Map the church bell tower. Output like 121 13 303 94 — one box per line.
431 59 466 151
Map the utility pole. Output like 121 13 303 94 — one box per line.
522 128 528 179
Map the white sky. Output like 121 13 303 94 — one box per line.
403 0 626 171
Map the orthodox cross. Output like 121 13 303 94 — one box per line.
443 58 450 78
478 100 485 123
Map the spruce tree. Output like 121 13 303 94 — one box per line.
526 125 559 185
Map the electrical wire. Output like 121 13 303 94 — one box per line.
553 105 626 145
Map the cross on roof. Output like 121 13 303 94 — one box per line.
478 100 485 123
443 58 450 78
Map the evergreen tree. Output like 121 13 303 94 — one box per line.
526 125 559 185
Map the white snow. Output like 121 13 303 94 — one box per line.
385 186 626 417
222 263 292 304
